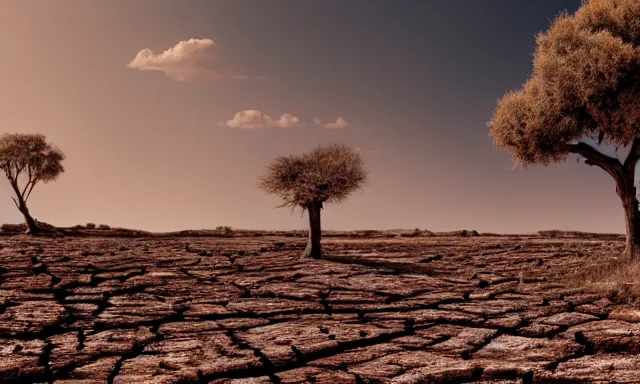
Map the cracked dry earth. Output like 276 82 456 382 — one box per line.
1 235 640 384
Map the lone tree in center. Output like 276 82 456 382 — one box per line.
0 133 65 234
489 0 640 258
259 144 367 259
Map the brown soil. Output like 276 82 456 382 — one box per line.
0 234 637 383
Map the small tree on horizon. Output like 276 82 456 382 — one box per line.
489 0 640 259
259 144 367 259
0 133 65 235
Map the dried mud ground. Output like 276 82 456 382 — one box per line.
1 235 640 384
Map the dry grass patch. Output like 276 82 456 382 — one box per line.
569 258 640 305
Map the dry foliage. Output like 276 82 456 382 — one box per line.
0 133 65 203
258 144 367 210
570 257 640 304
488 0 640 165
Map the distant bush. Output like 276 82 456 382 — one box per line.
1 220 57 234
1 223 27 233
86 223 96 229
98 224 111 230
34 220 57 231
215 226 234 235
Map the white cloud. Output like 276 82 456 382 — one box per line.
127 38 256 84
314 117 349 129
226 110 300 129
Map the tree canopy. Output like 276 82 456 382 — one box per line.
259 144 367 210
489 0 640 166
0 133 65 207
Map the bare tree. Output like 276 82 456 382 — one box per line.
489 0 640 258
0 133 65 234
259 144 367 258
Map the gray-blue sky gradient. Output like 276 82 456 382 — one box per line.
4 0 627 234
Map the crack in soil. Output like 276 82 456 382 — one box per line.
0 235 633 383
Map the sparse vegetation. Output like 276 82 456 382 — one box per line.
1 220 57 234
570 258 640 304
0 223 27 233
86 223 96 229
98 224 111 230
215 226 234 235
0 133 65 235
489 0 640 259
259 144 367 258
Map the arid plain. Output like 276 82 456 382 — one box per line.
1 231 639 383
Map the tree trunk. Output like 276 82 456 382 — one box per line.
567 141 640 259
18 199 39 235
615 173 640 259
8 182 39 235
302 201 324 259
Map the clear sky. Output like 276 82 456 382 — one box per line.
2 0 628 234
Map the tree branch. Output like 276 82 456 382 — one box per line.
567 142 622 178
13 163 24 181
568 142 634 195
24 179 37 202
624 138 640 172
5 164 16 184
21 172 32 199
8 181 25 211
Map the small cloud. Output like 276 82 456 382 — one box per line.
127 38 258 84
225 110 300 129
314 117 349 129
355 147 380 155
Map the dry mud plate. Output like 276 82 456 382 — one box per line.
1 234 640 383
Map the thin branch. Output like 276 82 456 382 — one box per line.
5 165 16 184
8 181 25 212
21 165 33 198
24 180 37 202
13 163 25 181
21 180 32 201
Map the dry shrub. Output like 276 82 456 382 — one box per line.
570 258 640 304
1 223 27 233
215 226 234 235
1 220 56 233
